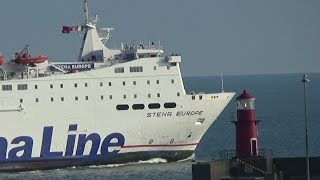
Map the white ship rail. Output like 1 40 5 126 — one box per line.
121 41 163 51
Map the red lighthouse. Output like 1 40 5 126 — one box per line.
234 90 260 157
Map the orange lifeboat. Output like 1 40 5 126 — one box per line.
0 55 4 66
13 45 48 64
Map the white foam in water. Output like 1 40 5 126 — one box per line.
88 158 168 169
177 153 195 162
136 158 168 164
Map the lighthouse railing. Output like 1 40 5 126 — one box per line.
218 148 273 160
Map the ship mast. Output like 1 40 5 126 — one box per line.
84 0 89 23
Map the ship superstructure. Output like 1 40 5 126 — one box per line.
0 1 235 171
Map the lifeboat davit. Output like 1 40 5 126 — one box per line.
13 45 48 64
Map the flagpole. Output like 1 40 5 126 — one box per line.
302 74 310 180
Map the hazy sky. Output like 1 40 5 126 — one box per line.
0 0 319 76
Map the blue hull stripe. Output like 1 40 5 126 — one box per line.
0 150 194 172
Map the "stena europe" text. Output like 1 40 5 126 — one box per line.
147 110 203 118
0 124 125 161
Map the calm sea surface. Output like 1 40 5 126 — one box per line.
1 73 319 179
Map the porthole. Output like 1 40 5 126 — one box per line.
132 104 145 110
148 103 160 109
116 104 129 110
164 102 176 109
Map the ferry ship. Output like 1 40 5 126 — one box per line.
0 1 235 172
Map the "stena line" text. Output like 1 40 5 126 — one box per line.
0 124 125 161
147 110 203 118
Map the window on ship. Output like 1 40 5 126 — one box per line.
18 84 28 90
116 104 129 110
2 85 12 91
148 103 160 109
115 67 124 73
164 102 176 109
132 104 144 110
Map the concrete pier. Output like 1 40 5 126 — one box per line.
192 156 320 180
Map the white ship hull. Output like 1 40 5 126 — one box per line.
0 1 235 171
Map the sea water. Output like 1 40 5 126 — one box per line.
1 73 319 180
